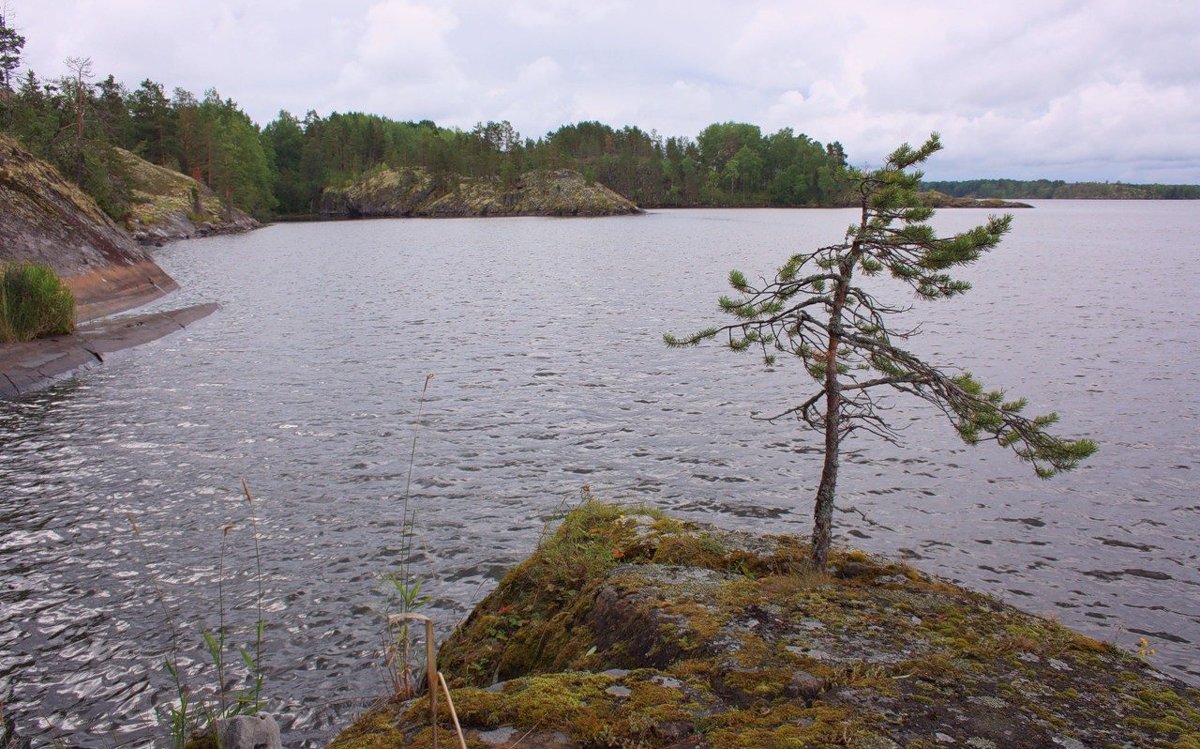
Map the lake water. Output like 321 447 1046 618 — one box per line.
1 204 1198 746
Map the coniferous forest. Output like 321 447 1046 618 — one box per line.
0 22 852 222
0 13 1195 224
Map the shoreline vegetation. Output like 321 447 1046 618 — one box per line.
2 50 1194 233
330 498 1200 749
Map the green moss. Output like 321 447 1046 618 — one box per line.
333 499 1200 749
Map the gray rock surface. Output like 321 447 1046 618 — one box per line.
0 303 218 398
221 713 282 749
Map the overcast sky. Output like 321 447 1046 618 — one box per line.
8 0 1199 181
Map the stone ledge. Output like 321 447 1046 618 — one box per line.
0 303 218 399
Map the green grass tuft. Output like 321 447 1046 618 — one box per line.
0 262 76 343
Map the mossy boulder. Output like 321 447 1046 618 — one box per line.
319 168 640 219
329 500 1199 749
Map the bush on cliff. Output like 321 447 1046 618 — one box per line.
0 262 76 342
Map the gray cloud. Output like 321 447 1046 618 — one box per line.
9 0 1198 181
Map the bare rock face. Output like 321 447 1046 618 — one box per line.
319 168 641 219
0 134 177 321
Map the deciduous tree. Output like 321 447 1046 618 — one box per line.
667 134 1096 569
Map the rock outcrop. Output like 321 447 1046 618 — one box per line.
0 134 177 320
116 148 258 245
330 500 1199 749
0 303 217 398
921 190 1032 209
319 168 641 219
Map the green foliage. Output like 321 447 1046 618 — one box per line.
923 178 1200 200
0 262 75 343
0 9 23 95
668 134 1096 568
2 22 851 217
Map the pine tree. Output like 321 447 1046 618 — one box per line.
0 6 23 94
0 5 25 129
666 134 1096 570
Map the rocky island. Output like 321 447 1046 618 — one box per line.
330 500 1199 749
320 168 642 219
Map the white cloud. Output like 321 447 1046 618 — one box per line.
6 0 1199 180
333 0 467 115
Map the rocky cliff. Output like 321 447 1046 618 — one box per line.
0 134 177 320
116 147 258 245
330 500 1199 749
320 168 641 219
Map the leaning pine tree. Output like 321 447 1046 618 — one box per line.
666 133 1096 570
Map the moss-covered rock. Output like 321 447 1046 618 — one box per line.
329 499 1199 749
319 168 641 219
114 148 258 245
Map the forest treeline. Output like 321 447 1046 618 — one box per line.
922 179 1200 200
1 16 1194 224
0 22 851 221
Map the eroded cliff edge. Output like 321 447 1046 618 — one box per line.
330 501 1199 749
0 133 178 320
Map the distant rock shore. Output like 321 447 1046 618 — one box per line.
920 190 1033 209
320 168 642 219
115 147 259 246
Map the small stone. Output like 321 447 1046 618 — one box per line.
650 674 683 689
1018 652 1041 663
476 726 517 746
605 685 632 698
966 739 997 749
600 668 631 678
936 733 956 744
1052 737 1087 749
220 714 282 749
785 671 826 699
651 720 693 741
1048 658 1073 672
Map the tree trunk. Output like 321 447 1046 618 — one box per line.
811 385 839 569
810 223 862 570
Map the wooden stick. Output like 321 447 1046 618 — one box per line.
387 613 438 749
438 671 468 749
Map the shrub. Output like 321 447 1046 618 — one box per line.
0 262 76 343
